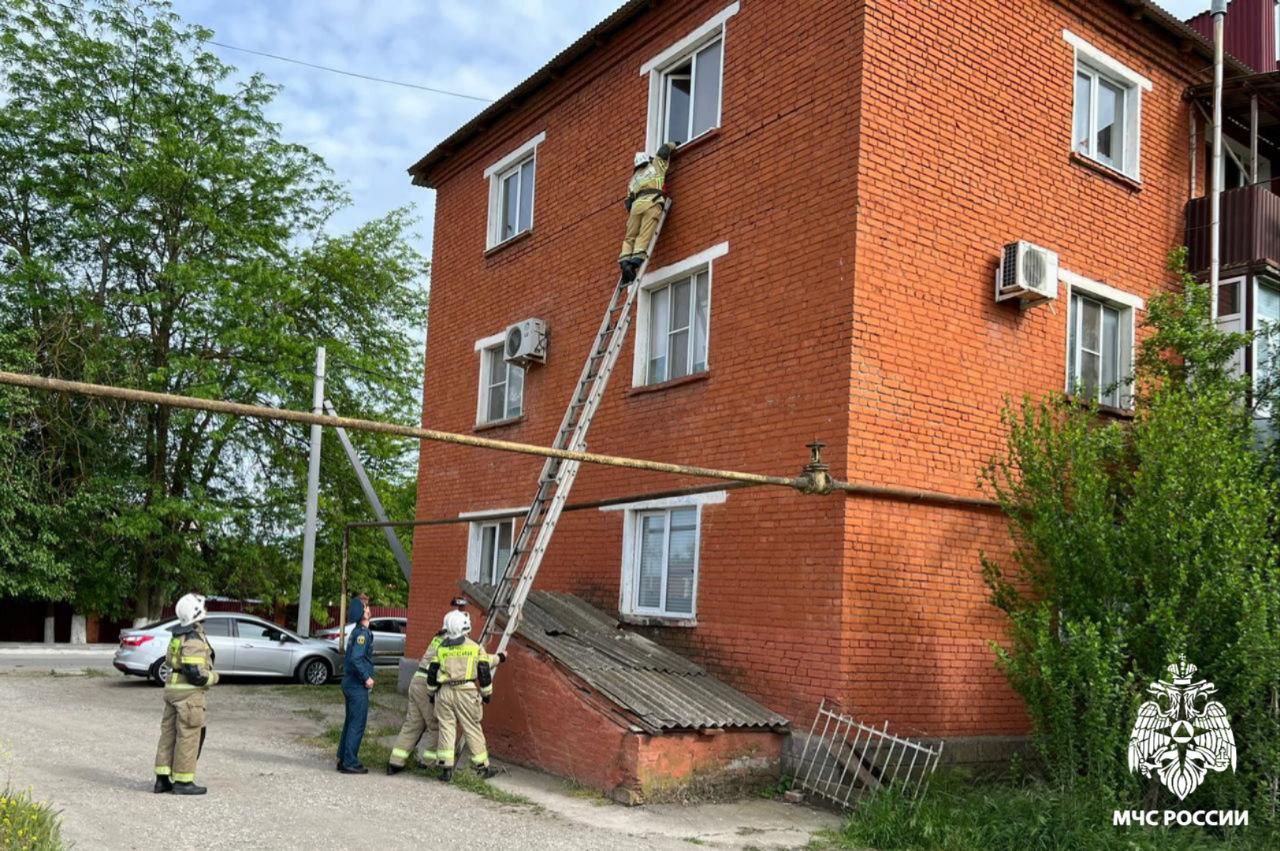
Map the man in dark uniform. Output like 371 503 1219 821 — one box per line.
337 596 375 773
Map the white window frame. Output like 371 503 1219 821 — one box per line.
602 491 726 621
641 3 739 153
1064 31 1149 181
632 241 728 387
483 131 545 249
462 508 523 584
1253 276 1280 419
1061 270 1142 410
474 332 524 424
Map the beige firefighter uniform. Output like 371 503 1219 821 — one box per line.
389 633 445 768
154 624 218 783
618 143 677 262
426 637 498 769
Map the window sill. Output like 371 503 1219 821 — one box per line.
628 370 711 396
484 229 533 258
667 127 721 158
474 415 525 433
1069 153 1142 193
1064 393 1135 420
619 613 698 628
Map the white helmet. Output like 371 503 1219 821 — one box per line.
175 593 207 627
633 151 650 169
443 610 471 640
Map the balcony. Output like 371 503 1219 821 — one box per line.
1185 183 1280 275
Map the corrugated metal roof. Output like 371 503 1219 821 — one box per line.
463 581 789 735
406 1 1244 188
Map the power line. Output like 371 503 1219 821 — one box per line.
207 40 494 103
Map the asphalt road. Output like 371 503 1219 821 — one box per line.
0 672 763 851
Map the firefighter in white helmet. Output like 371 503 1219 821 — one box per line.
617 141 680 285
425 609 504 781
153 593 219 795
387 597 469 775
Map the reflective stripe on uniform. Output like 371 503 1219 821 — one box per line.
469 751 489 765
420 750 438 761
155 766 171 776
173 772 195 782
412 671 430 680
180 656 207 664
391 748 410 759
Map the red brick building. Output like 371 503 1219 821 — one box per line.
403 0 1278 784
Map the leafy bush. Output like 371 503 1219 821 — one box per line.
0 787 64 851
982 255 1280 817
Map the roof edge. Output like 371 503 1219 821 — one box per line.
405 0 1247 190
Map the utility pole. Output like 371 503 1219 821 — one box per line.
297 346 325 636
1209 0 1227 323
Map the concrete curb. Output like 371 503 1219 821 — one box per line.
0 645 116 655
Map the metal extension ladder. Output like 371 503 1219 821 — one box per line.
480 202 671 654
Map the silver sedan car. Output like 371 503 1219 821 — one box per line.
114 613 343 686
313 617 407 663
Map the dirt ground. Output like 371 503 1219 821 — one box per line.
0 669 837 850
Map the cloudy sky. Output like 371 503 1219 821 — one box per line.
174 0 620 259
173 0 1218 259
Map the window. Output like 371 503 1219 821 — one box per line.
467 518 515 585
484 132 545 249
1253 279 1280 417
642 3 738 151
1064 31 1150 180
202 618 232 637
632 507 698 617
1063 272 1141 409
497 157 535 242
657 40 722 145
645 271 710 384
632 242 727 387
475 337 524 424
235 620 277 641
605 490 726 621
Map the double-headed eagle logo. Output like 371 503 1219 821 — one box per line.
1128 656 1236 800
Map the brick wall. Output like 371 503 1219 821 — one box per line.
842 0 1205 735
409 0 1207 739
410 0 861 723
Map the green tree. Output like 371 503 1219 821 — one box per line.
0 0 426 622
983 254 1280 817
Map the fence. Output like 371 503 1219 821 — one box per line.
792 698 944 809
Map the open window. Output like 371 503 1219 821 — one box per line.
1064 31 1150 181
641 4 738 151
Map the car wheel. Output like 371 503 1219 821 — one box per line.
297 657 330 686
149 657 171 687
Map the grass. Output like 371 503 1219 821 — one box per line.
80 668 106 678
816 771 1279 851
564 779 608 805
0 786 64 851
452 769 537 807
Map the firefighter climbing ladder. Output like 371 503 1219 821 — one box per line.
479 203 671 654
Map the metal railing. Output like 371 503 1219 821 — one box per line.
793 699 944 809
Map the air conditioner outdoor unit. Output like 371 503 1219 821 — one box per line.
504 318 548 367
995 241 1059 307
